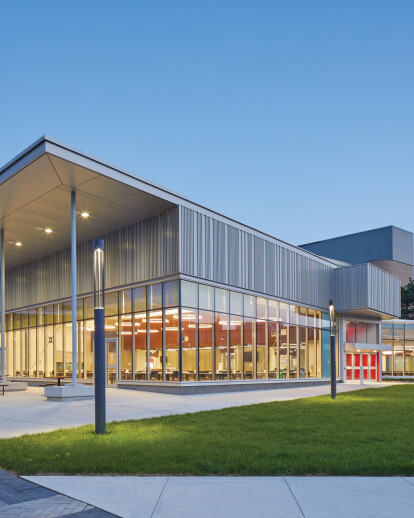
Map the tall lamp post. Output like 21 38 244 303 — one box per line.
329 300 337 400
93 239 106 434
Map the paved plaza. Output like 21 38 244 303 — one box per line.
0 382 390 438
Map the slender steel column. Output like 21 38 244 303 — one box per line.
0 229 5 382
71 191 77 385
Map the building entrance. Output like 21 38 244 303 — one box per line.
346 352 379 382
105 339 117 386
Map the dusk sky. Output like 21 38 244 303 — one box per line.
0 1 413 246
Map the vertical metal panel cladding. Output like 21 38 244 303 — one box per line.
5 207 179 310
179 206 333 307
334 263 400 317
367 263 401 317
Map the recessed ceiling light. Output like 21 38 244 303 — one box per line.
44 228 53 234
81 212 90 218
15 242 22 247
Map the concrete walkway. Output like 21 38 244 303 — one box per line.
24 475 414 518
0 382 391 438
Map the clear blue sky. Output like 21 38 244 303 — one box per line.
0 1 413 245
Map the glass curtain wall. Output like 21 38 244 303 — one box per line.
381 321 414 376
2 279 326 382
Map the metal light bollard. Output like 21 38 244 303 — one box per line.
329 300 337 399
93 239 106 434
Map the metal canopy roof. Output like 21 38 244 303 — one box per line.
0 137 175 268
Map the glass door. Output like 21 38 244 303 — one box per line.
105 339 117 386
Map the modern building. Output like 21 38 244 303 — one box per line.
0 137 401 393
300 226 414 287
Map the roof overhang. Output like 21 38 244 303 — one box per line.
344 342 392 353
337 308 397 321
0 136 177 268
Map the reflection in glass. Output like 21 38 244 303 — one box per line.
299 326 306 378
199 311 213 380
268 321 279 378
215 288 229 314
182 308 196 380
256 319 267 379
279 324 288 378
163 281 179 308
181 281 198 308
164 308 179 381
120 314 133 380
215 312 229 380
199 284 214 310
134 312 147 380
244 317 254 379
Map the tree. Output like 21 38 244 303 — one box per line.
401 279 414 319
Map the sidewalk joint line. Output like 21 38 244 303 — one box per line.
283 477 306 518
150 476 169 518
401 477 414 488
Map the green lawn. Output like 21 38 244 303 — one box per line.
1 385 413 476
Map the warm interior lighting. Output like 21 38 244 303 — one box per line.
81 212 90 218
44 228 53 234
15 242 22 247
165 327 179 331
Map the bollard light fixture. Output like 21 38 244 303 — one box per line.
329 300 337 400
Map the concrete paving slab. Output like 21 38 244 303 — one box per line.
25 476 168 518
285 476 414 518
152 476 302 518
0 382 395 439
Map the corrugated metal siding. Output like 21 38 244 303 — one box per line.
180 206 332 308
6 207 179 310
368 263 401 317
334 263 400 317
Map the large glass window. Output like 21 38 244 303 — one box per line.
181 281 198 308
147 284 162 310
244 295 256 318
215 312 229 379
268 320 279 379
55 323 64 377
279 323 288 378
120 314 133 380
134 312 147 380
199 285 214 310
29 328 37 377
215 288 229 314
182 308 196 380
199 310 213 380
105 292 119 317
133 287 146 312
256 318 267 379
229 315 242 380
120 289 132 315
84 320 94 379
299 326 306 378
164 308 179 381
163 281 179 308
289 325 298 378
230 292 243 316
308 327 317 378
244 317 254 379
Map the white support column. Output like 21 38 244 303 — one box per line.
71 191 77 385
0 229 5 382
